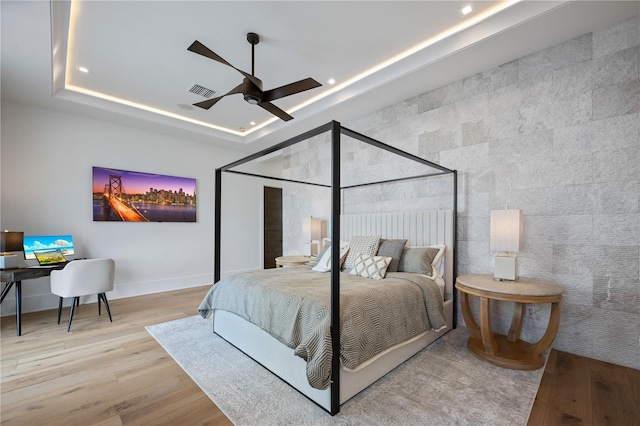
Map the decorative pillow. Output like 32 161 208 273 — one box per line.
349 254 392 280
343 235 381 270
376 239 407 272
397 246 442 277
312 240 350 273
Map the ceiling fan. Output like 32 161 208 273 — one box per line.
187 32 322 122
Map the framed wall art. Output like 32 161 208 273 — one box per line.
92 166 196 222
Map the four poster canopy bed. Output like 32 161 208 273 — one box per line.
198 121 458 416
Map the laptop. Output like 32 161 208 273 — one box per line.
31 249 68 267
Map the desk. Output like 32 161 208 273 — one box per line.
1 265 67 336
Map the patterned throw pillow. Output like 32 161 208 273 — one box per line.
350 254 392 280
343 235 381 270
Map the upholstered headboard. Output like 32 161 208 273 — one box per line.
340 210 455 300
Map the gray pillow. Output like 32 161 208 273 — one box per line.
376 239 407 272
397 246 441 276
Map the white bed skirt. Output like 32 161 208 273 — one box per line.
212 298 453 412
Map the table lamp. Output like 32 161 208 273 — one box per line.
304 216 322 256
0 230 24 269
490 209 522 281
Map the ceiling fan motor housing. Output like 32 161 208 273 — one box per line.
243 77 263 104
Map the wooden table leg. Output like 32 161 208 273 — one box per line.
479 297 497 355
531 301 561 357
508 302 525 342
459 290 481 340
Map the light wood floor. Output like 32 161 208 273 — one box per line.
1 286 232 426
2 286 639 425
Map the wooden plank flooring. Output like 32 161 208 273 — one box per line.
2 286 638 425
1 286 232 426
528 349 640 425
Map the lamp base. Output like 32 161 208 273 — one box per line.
494 253 518 281
0 254 18 269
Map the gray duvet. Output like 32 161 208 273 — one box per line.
198 265 445 390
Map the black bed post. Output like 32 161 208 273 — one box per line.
214 168 222 283
452 169 458 329
329 120 341 416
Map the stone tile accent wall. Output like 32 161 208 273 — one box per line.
282 15 640 369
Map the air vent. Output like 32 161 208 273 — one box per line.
188 84 216 98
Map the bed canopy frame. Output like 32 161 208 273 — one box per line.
214 120 457 415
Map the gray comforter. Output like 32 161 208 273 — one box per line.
198 266 445 390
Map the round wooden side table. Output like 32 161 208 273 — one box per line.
455 274 564 370
275 256 311 267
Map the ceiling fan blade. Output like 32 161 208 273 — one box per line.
258 102 294 121
188 40 235 69
193 81 248 110
188 40 262 88
261 78 322 103
193 96 224 110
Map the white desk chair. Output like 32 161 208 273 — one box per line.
50 258 115 332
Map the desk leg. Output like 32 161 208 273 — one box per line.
1 281 15 303
15 281 22 336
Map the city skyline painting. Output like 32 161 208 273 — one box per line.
92 166 196 222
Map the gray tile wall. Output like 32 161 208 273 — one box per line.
282 15 639 369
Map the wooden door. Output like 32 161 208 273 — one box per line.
263 187 282 268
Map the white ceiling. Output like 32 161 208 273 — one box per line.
2 1 639 153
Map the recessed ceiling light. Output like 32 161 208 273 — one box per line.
78 66 89 73
327 78 336 85
460 5 473 16
250 121 256 126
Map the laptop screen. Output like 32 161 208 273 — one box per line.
23 235 74 260
33 249 67 266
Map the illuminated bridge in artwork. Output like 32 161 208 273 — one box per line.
102 175 148 222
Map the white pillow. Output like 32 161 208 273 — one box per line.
429 245 446 277
349 254 392 280
312 241 350 273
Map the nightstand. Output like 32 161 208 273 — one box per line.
275 256 312 267
455 274 564 370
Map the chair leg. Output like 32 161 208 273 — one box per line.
98 293 113 322
57 297 63 324
67 296 79 332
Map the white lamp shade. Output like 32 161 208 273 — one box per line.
309 217 321 241
490 209 522 253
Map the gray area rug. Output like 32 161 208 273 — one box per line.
146 316 544 425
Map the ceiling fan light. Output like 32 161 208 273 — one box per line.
244 93 261 105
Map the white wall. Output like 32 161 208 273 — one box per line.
0 100 277 316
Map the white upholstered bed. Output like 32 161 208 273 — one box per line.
201 210 455 412
207 121 457 415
